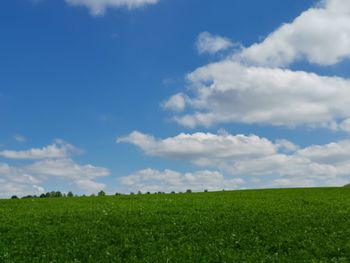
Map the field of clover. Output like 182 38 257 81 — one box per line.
1 188 350 262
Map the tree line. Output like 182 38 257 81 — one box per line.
9 188 209 199
11 190 108 200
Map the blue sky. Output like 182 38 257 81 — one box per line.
2 0 350 197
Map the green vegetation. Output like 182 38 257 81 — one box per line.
1 188 350 262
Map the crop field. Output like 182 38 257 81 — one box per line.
1 188 350 262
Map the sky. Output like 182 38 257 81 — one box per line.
1 0 350 197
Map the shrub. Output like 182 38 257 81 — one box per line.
98 191 106 197
55 191 63 198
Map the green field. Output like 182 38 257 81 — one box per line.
1 188 350 262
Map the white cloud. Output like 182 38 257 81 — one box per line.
119 131 350 188
74 179 106 193
0 142 109 197
275 139 299 153
65 0 159 16
26 158 109 179
119 168 245 193
117 131 276 161
161 93 186 112
165 61 350 129
339 118 350 133
13 134 26 143
163 1 350 131
0 139 82 160
236 0 350 67
25 158 109 193
297 140 350 164
0 162 45 197
196 32 234 55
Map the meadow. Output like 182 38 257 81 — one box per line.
1 188 350 262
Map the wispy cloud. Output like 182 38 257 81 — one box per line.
0 139 82 160
65 0 160 16
13 134 27 143
196 32 235 55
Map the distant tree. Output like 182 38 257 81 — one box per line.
171 191 176 194
90 193 96 197
115 192 122 196
137 191 142 195
186 189 192 193
45 192 51 198
11 195 18 199
67 191 74 198
204 189 209 193
98 190 106 196
40 193 46 198
146 192 151 195
130 192 135 195
55 191 63 198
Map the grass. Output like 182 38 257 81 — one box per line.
1 187 350 262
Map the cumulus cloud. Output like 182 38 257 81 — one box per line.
119 168 245 193
339 118 350 133
196 32 234 55
74 179 107 192
164 61 350 129
117 131 276 161
0 139 82 160
0 142 109 197
0 162 45 197
65 0 159 16
26 158 109 179
118 131 350 188
275 139 299 153
161 93 186 112
163 1 350 130
236 0 350 67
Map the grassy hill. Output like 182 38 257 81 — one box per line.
1 188 350 262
